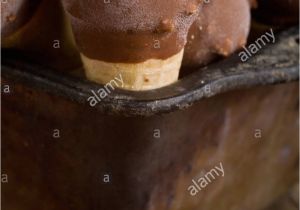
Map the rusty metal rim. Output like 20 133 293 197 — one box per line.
2 27 299 116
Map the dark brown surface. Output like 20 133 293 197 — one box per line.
2 80 299 210
62 0 202 63
1 25 299 210
264 183 299 210
253 0 299 26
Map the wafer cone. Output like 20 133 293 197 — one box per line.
81 49 184 91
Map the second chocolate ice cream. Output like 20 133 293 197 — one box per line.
183 0 251 68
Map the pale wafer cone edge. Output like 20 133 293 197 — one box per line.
81 49 184 91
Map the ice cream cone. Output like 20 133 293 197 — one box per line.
61 0 202 91
81 50 183 91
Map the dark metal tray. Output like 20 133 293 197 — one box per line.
2 27 299 116
2 26 299 210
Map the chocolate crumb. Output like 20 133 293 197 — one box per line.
185 3 198 15
156 19 175 33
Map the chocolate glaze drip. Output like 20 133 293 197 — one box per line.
62 0 203 63
1 0 41 38
183 0 251 68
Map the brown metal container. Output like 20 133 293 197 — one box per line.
1 28 299 210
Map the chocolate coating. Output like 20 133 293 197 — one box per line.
62 0 203 63
183 0 251 68
1 0 41 38
253 0 299 26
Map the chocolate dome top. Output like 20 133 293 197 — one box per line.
62 0 203 63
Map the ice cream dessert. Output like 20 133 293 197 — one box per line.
183 0 251 68
1 0 41 47
1 0 81 70
61 0 203 90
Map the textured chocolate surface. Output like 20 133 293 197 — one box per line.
183 0 251 68
62 0 203 63
1 0 41 38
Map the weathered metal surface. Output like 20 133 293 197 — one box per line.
2 80 298 210
2 27 299 116
1 26 299 210
264 183 299 210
